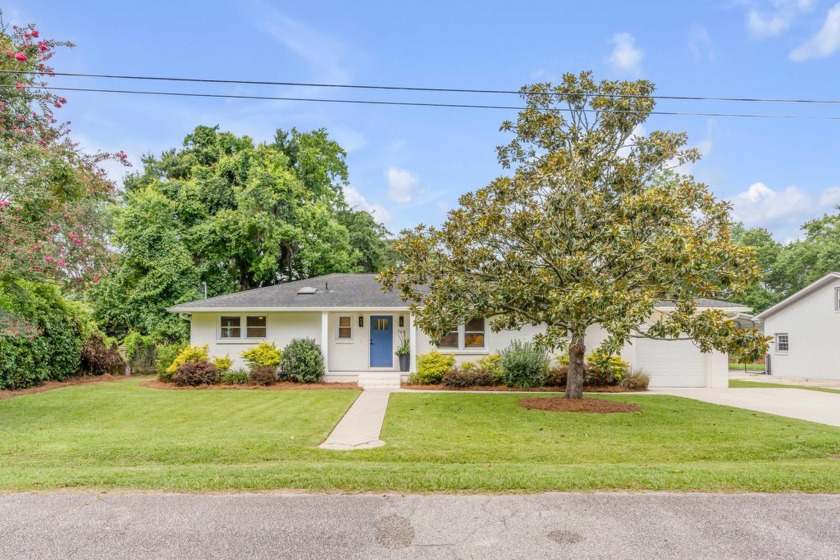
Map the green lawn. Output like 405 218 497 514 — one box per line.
729 379 840 395
2 378 840 492
728 362 766 372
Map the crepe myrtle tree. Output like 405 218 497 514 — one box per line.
380 72 768 399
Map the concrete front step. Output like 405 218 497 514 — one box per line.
357 373 402 389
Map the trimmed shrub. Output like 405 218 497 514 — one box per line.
213 355 233 373
477 354 503 381
587 351 630 386
172 359 219 386
79 333 124 376
241 341 282 369
155 342 186 375
619 370 650 391
545 366 568 387
124 331 156 374
280 338 325 383
249 365 277 386
411 351 456 384
499 340 550 388
221 369 250 385
165 344 208 374
442 367 494 388
0 280 87 389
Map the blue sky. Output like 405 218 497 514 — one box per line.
6 0 840 241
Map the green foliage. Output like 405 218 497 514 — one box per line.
0 280 87 389
279 338 325 383
381 72 766 398
155 342 186 375
620 370 650 391
221 369 250 385
93 126 393 340
123 331 156 374
441 368 495 388
477 354 503 380
545 366 569 387
395 333 411 356
241 341 282 369
166 345 209 374
172 360 219 386
586 351 630 385
213 355 233 373
249 365 278 386
411 351 456 384
499 340 550 388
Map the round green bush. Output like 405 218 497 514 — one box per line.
411 351 455 384
499 340 550 388
280 338 325 383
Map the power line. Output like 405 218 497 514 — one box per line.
3 83 840 121
2 69 840 105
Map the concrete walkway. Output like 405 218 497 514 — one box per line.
320 389 394 450
653 388 840 427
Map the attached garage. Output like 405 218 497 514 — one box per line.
634 338 709 388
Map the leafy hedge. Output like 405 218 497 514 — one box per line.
0 280 87 389
279 338 324 383
411 351 455 384
499 340 550 388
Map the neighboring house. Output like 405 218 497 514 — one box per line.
755 272 840 380
167 273 748 388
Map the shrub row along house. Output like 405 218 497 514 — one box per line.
168 273 750 388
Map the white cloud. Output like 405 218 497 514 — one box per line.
689 26 717 62
790 2 840 60
344 187 391 224
606 33 644 75
746 0 815 39
729 181 840 240
385 167 419 203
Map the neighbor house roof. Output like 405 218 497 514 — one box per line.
168 273 751 314
754 272 840 320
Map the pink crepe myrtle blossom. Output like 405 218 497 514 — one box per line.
14 52 27 62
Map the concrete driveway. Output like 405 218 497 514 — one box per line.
3 492 840 559
653 388 840 427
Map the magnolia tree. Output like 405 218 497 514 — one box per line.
381 72 768 399
0 15 127 287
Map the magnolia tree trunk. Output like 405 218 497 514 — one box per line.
566 334 586 400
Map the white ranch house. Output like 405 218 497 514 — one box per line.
755 272 840 380
168 273 748 388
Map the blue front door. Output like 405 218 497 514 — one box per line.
370 315 393 367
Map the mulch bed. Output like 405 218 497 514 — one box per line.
140 380 361 391
401 384 633 393
519 396 642 414
0 374 125 401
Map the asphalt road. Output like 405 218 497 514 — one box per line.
2 492 839 559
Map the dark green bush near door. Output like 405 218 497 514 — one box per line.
280 338 325 383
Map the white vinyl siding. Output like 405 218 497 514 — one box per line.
775 333 789 353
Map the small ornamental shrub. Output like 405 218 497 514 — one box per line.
411 351 456 384
123 331 156 374
213 355 233 373
280 338 325 383
499 340 550 388
79 333 124 376
477 354 503 381
619 370 650 391
442 367 494 388
172 360 219 387
166 345 208 374
155 342 186 375
249 365 278 386
241 341 282 369
221 369 250 385
586 351 630 386
545 366 568 387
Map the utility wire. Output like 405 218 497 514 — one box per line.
2 69 840 105
3 84 840 121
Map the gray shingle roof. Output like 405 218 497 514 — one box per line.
168 273 750 312
168 274 408 311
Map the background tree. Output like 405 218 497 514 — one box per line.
381 72 767 399
731 224 788 312
93 125 392 340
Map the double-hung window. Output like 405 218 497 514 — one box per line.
220 315 267 340
337 316 353 340
437 318 486 350
775 333 789 353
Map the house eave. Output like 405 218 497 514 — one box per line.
166 306 412 314
754 272 840 320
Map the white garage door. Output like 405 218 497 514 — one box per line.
634 338 708 388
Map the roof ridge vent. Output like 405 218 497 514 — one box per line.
297 287 317 295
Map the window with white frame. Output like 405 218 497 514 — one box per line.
835 288 840 311
220 315 266 340
337 315 352 340
436 319 486 350
775 333 789 353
